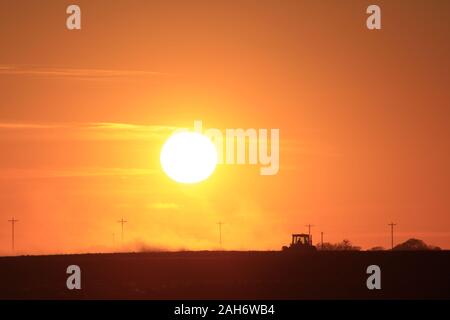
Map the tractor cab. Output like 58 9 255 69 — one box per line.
282 233 317 251
291 233 311 246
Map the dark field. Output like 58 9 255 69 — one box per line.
0 251 449 299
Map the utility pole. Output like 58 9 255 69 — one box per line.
388 222 396 250
217 222 224 248
118 218 127 242
8 217 18 252
305 224 314 245
321 231 324 249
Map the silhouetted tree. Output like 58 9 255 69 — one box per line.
317 242 336 250
393 238 441 251
336 239 361 251
316 239 361 251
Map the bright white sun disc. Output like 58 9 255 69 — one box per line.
160 132 218 183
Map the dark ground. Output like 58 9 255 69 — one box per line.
0 251 449 299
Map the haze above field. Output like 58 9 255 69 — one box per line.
0 0 449 255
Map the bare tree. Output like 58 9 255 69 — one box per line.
316 239 361 251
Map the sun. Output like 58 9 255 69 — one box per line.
160 131 218 184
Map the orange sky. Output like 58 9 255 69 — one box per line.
0 0 449 255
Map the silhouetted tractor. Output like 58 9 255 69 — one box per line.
282 233 317 252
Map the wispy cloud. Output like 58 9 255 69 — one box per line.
83 122 177 133
0 121 179 140
149 203 180 210
0 123 66 129
0 65 172 80
0 167 158 180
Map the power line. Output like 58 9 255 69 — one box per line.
321 231 324 249
388 222 397 250
118 218 127 242
305 224 314 245
7 217 18 252
217 222 225 248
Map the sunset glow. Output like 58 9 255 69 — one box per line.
160 132 218 184
0 1 449 256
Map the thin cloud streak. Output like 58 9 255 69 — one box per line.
149 203 180 210
0 123 67 129
0 167 159 180
0 65 172 80
0 122 177 131
0 121 179 141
